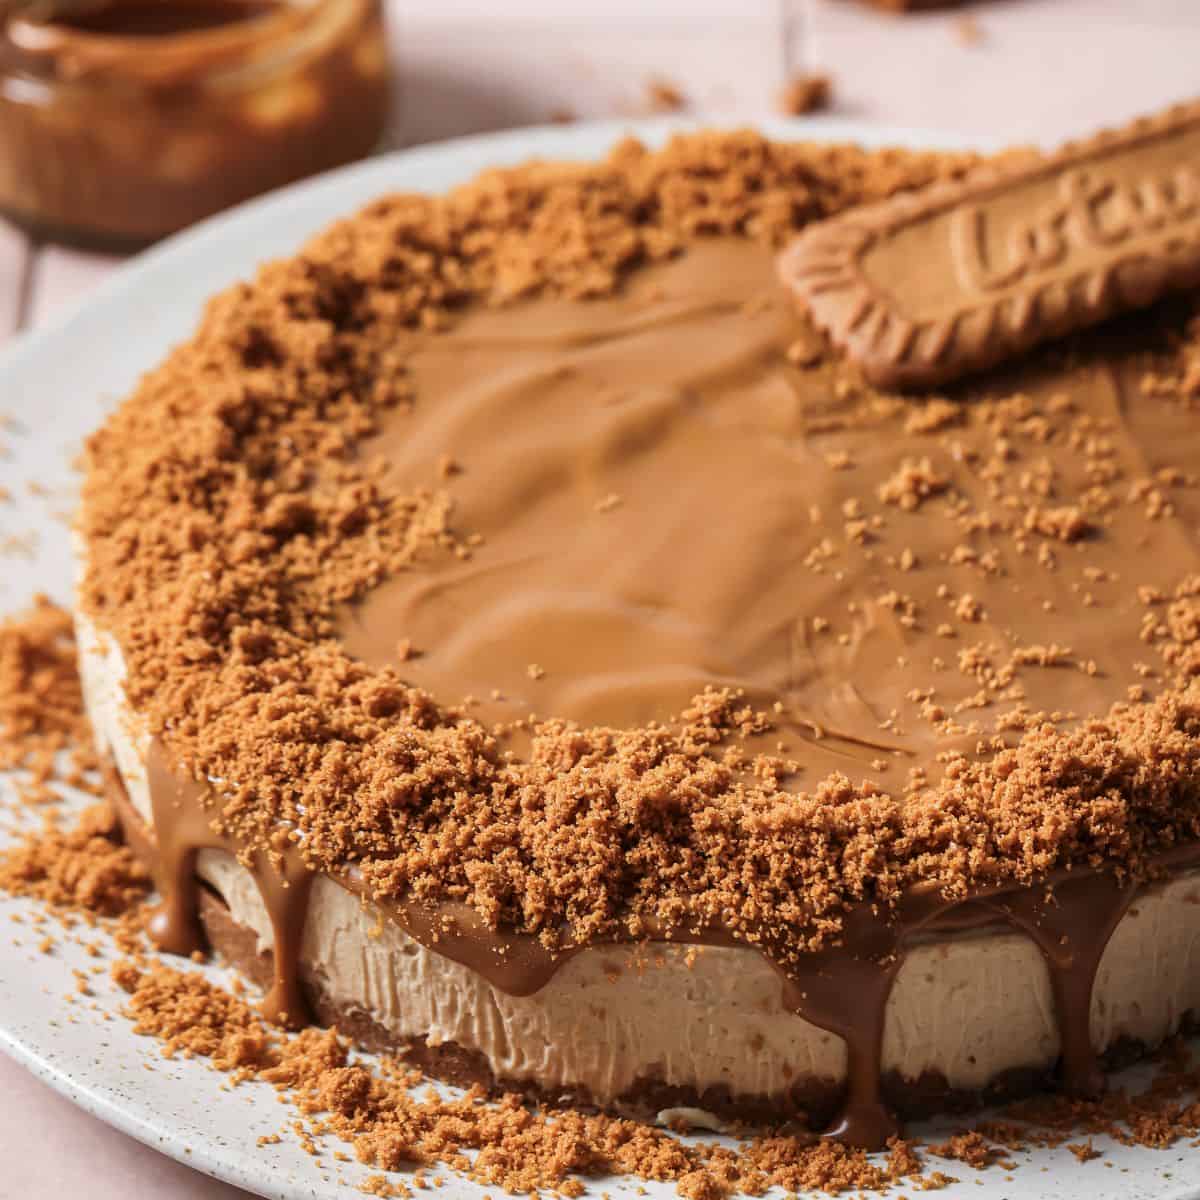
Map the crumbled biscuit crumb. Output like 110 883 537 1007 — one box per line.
645 77 686 113
777 74 833 116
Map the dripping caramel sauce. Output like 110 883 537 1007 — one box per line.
104 742 1197 1151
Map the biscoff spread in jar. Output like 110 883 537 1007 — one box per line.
0 0 390 246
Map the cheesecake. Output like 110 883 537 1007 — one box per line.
75 127 1200 1147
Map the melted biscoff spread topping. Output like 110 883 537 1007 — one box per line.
77 130 1200 961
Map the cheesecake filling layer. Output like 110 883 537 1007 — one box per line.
192 851 1200 1110
74 135 1200 1148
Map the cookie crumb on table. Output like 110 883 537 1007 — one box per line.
644 76 686 112
777 73 832 116
0 597 96 790
954 15 983 45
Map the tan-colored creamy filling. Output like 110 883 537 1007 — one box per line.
199 851 1200 1104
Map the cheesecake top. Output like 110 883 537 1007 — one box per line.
80 130 1200 963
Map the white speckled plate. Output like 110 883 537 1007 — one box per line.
1 118 1197 1200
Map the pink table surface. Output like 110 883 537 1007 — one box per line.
3 1 1200 1195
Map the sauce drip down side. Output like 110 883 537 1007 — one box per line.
117 743 1184 1147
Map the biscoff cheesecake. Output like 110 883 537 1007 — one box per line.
75 120 1200 1149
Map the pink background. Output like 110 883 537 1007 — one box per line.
3 0 1200 1194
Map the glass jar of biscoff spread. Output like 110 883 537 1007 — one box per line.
0 0 390 247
